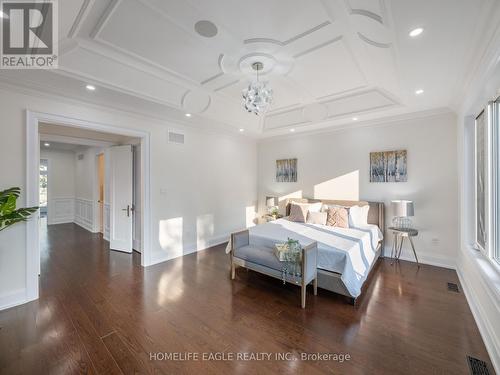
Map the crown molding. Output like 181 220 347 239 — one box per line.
0 77 258 142
257 107 455 142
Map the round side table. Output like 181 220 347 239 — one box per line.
388 227 419 266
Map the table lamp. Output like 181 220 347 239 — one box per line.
391 200 414 229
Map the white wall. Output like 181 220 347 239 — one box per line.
258 112 459 268
75 147 96 201
0 86 257 309
455 17 500 373
40 148 76 198
40 148 76 225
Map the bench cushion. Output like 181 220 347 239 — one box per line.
234 245 283 272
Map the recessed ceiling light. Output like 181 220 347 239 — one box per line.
86 84 96 91
415 89 424 95
194 20 218 38
44 142 50 147
409 28 424 37
290 129 295 133
352 117 358 121
239 128 244 132
185 113 192 117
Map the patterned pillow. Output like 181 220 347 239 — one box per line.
289 203 309 222
326 206 349 228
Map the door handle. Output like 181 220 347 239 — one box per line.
122 205 130 217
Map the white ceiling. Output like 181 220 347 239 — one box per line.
40 141 83 152
1 0 498 137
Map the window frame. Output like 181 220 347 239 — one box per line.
491 97 500 264
474 109 487 253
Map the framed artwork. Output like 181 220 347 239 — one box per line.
276 158 297 182
370 150 407 182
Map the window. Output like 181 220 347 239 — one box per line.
475 97 500 265
492 98 500 263
475 110 487 251
39 159 48 216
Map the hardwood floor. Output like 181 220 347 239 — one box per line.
0 222 494 374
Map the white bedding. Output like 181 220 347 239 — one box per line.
226 219 383 297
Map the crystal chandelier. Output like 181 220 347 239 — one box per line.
242 62 273 115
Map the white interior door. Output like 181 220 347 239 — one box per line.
110 145 133 253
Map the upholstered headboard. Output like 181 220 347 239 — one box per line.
282 198 385 235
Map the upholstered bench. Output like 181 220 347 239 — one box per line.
229 229 318 308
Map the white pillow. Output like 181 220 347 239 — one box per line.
349 205 369 227
307 202 323 213
307 211 328 225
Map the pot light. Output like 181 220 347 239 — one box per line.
352 117 358 121
185 113 192 117
86 84 96 91
409 28 424 37
44 142 50 147
415 89 424 95
239 128 244 132
290 128 295 133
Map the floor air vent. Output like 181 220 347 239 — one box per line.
447 282 460 293
467 356 490 375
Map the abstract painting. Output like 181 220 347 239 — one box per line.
276 158 297 182
370 150 407 182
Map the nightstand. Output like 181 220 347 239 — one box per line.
388 227 419 266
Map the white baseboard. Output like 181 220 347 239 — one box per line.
457 268 500 374
0 289 27 311
383 246 456 269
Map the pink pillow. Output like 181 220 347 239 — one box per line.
289 203 309 222
326 206 349 228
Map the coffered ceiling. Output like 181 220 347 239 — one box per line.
0 0 498 137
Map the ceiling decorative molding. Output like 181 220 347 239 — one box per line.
357 32 391 48
23 0 493 137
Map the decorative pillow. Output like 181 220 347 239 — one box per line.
326 206 349 228
348 205 370 227
289 203 309 222
306 211 328 225
307 202 323 213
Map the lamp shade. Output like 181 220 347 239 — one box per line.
391 200 414 217
266 196 278 207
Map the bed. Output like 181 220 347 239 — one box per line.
227 199 385 304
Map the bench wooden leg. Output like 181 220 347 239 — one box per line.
230 253 235 280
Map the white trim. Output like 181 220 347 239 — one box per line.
39 133 117 148
47 197 75 225
26 110 153 307
457 268 500 374
0 289 28 311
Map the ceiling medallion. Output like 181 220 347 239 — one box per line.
242 62 273 115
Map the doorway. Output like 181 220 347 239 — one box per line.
39 159 48 219
26 111 152 303
97 153 105 234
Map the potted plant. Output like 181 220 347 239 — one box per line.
0 187 38 231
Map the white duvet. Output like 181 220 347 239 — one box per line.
226 219 383 297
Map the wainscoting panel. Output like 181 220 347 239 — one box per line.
75 198 94 232
48 197 75 225
104 203 110 241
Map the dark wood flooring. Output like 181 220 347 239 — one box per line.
0 222 494 374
